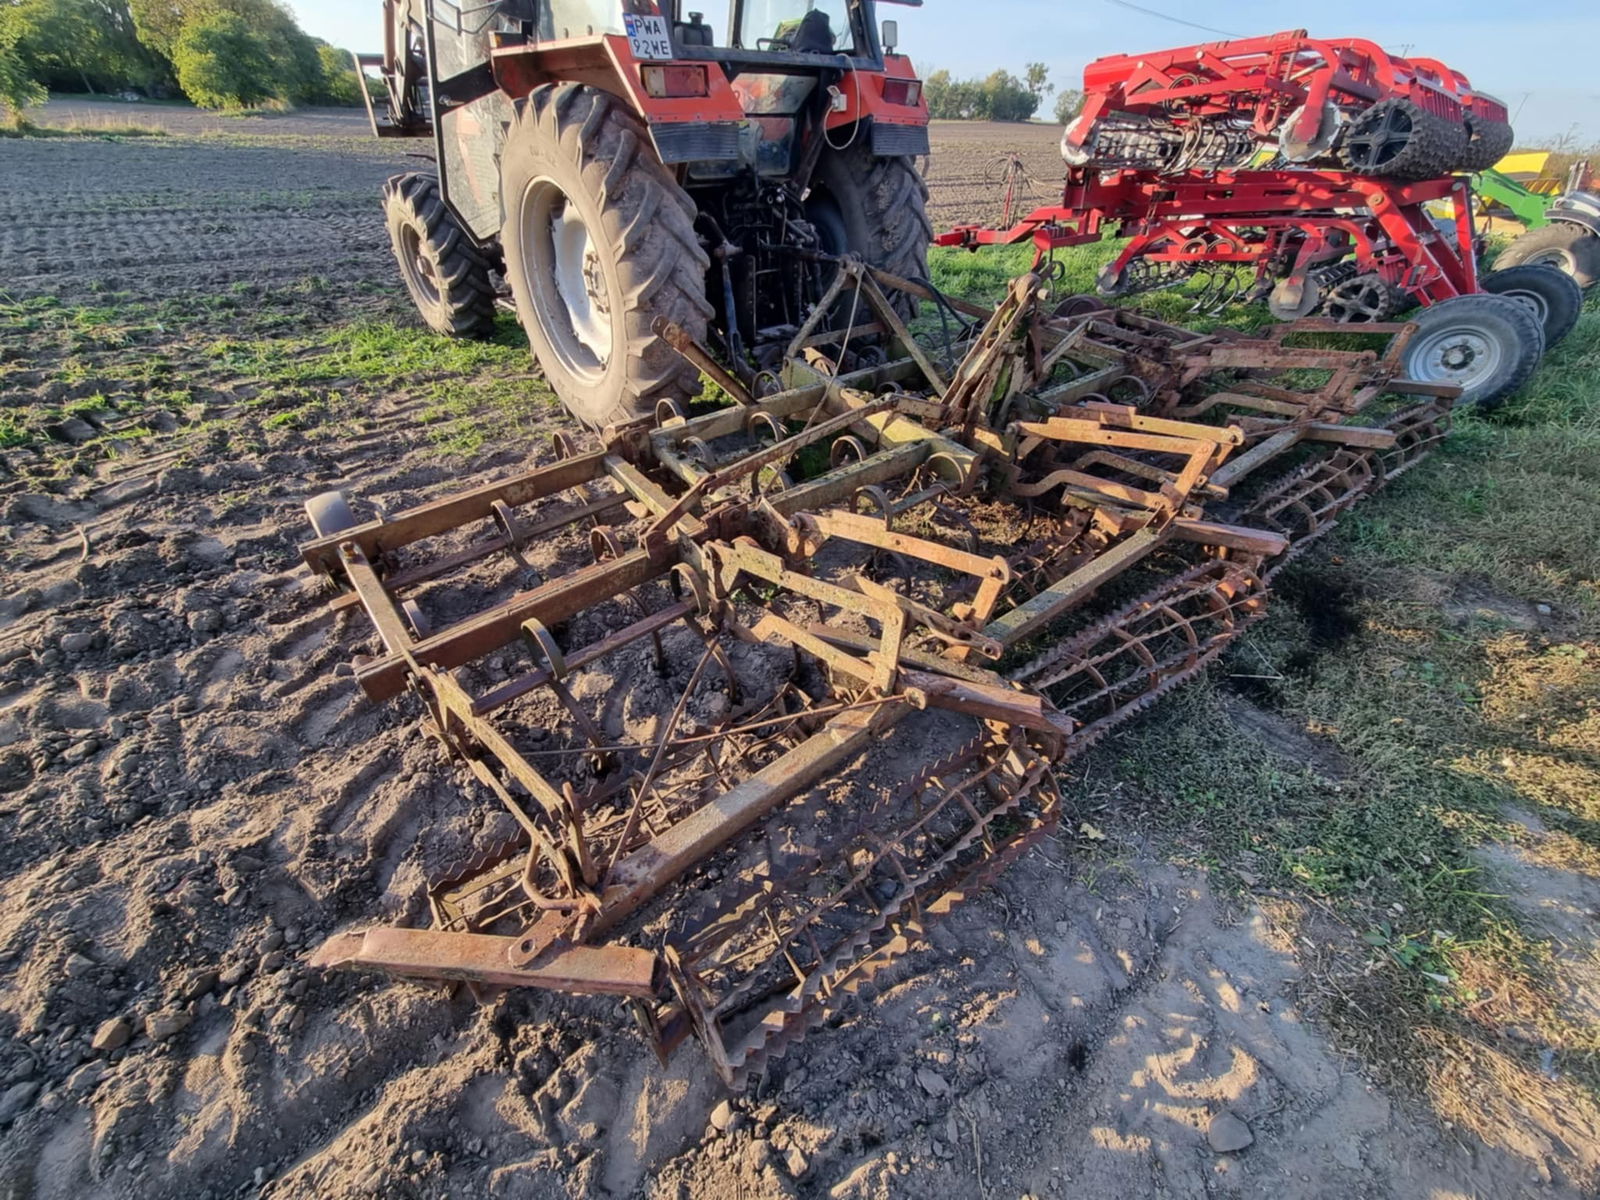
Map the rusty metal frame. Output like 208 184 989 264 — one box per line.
303 259 1459 1085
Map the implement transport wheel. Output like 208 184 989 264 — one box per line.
1481 264 1583 347
1339 99 1465 180
1496 222 1600 289
382 174 498 339
1398 294 1544 410
500 83 713 429
809 138 933 319
1458 116 1515 173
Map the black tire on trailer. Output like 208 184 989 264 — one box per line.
1496 222 1600 289
811 136 933 319
382 173 498 339
1480 264 1583 347
499 83 713 429
1458 117 1515 172
1398 293 1544 410
1339 99 1466 180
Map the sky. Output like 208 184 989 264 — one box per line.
284 0 1600 143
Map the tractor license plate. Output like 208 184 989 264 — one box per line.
625 14 674 60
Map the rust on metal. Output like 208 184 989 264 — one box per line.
302 260 1456 1087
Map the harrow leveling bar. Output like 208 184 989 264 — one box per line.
306 261 1454 1086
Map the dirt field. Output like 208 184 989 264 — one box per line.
923 120 1066 230
2 102 1598 1200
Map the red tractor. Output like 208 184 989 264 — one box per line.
358 0 933 428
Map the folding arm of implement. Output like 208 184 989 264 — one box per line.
941 28 1513 321
305 261 1455 1086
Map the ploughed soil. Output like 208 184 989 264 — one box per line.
0 101 1595 1200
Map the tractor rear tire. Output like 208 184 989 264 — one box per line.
812 138 933 319
1496 222 1600 289
383 174 498 340
500 83 713 429
1398 293 1544 410
1339 99 1465 181
1481 264 1583 347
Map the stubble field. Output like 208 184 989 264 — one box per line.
1 100 1598 1200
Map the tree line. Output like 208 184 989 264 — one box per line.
0 0 366 118
924 61 1083 124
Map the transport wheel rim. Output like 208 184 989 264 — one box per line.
1522 248 1574 273
521 177 613 379
399 225 441 305
1493 285 1551 327
1408 325 1504 390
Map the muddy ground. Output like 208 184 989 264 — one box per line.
0 102 1596 1200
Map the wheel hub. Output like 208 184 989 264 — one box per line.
550 200 613 365
1440 339 1479 370
401 226 441 305
520 177 615 381
1411 325 1502 388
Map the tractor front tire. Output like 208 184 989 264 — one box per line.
1496 222 1600 289
1398 293 1544 410
383 174 498 340
500 83 712 429
812 138 933 317
1481 264 1583 347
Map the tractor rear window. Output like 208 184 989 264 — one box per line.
542 0 626 38
738 0 854 54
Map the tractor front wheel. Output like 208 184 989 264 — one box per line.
500 84 713 429
1398 293 1544 410
1495 222 1600 290
383 173 498 339
1481 264 1583 347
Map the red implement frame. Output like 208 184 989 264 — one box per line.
936 168 1479 309
1068 28 1505 159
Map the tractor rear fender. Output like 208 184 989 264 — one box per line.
488 39 929 166
820 52 931 156
1549 192 1600 234
490 35 747 164
1548 209 1600 238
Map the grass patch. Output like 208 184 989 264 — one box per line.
0 118 166 140
202 317 529 388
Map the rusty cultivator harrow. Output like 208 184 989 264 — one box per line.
305 261 1453 1087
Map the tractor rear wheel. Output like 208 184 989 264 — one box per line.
383 173 498 339
811 138 933 318
1398 293 1544 410
1481 264 1583 347
1496 222 1600 289
500 84 713 429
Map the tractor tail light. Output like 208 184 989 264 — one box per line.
881 78 922 106
641 64 708 99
